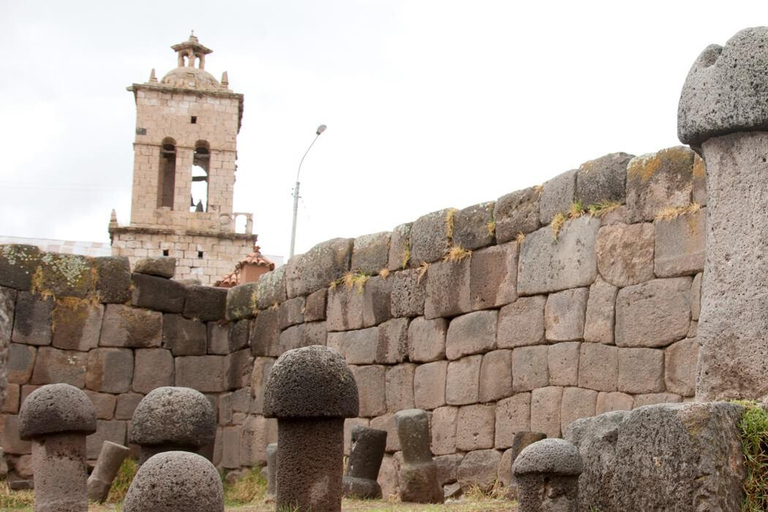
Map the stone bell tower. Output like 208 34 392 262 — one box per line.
110 34 256 284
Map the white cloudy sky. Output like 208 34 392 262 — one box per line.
0 1 765 259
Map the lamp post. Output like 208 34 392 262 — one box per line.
290 124 327 258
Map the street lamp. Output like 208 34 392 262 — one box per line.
290 124 327 258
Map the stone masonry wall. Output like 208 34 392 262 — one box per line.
238 145 706 496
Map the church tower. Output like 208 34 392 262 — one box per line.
110 34 257 284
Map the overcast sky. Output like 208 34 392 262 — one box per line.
1 1 766 258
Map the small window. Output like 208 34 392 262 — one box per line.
198 251 204 259
191 116 197 124
162 249 169 257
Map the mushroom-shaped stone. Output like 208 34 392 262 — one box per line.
129 386 215 464
19 383 97 512
123 451 224 512
513 438 583 512
264 346 359 512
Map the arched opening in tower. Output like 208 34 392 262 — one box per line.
191 144 210 212
158 139 176 209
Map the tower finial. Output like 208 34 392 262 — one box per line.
221 71 229 89
149 68 157 83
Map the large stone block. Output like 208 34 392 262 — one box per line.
387 223 412 271
85 390 117 420
278 297 304 330
351 365 387 418
431 406 458 455
530 386 563 438
114 393 142 420
445 310 497 360
458 450 502 491
0 414 31 454
256 266 287 310
618 348 664 394
615 277 691 348
376 317 409 364
665 338 698 397
250 357 275 415
386 364 415 413
495 393 531 449
497 296 545 348
94 256 131 304
225 349 251 390
163 314 207 356
539 169 577 225
250 307 280 357
11 292 52 346
512 346 549 392
304 288 327 322
654 208 705 277
407 316 446 363
548 342 580 387
30 346 88 388
478 350 512 402
410 209 452 265
225 282 258 321
632 393 682 408
545 288 588 342
494 186 541 243
131 273 185 313
456 405 496 452
595 392 634 414
351 232 390 275
86 348 134 393
183 285 227 322
8 344 36 384
327 286 364 331
51 299 103 351
362 276 392 327
596 223 655 287
390 269 426 318
328 328 378 365
453 202 495 251
0 286 15 342
34 252 96 298
210 320 246 355
370 413 400 453
469 242 518 310
626 147 695 223
560 387 597 434
424 259 471 319
518 216 600 295
0 244 42 290
583 277 617 344
576 152 633 205
414 361 447 410
578 343 618 392
221 424 243 468
100 304 162 348
240 415 278 466
175 356 226 392
435 453 463 486
691 273 702 321
445 355 481 405
285 238 353 298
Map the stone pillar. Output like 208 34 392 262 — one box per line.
342 426 387 499
265 443 278 496
395 409 444 504
512 438 582 512
678 27 768 400
263 346 359 512
87 441 130 502
18 384 97 512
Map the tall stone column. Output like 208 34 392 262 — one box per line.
678 27 768 400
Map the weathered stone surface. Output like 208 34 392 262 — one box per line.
344 418 370 455
633 393 683 408
163 314 206 356
458 449 501 490
220 425 242 468
453 202 495 251
0 244 41 290
410 209 452 266
362 276 392 327
86 348 134 394
100 304 162 348
328 328 378 365
256 266 287 310
576 152 633 205
95 256 132 304
343 425 387 499
655 208 705 277
377 317 409 364
250 308 280 357
114 393 142 420
224 349 251 390
445 310 497 360
285 238 353 298
327 285 364 332
408 316 446 363
388 223 413 271
414 361 447 411
31 347 88 388
378 454 400 498
545 288 588 342
494 393 531 449
390 269 426 318
386 364 415 412
11 292 52 346
530 387 563 438
395 409 444 504
615 277 691 348
209 320 242 355
626 147 695 222
494 186 541 243
8 343 36 384
370 413 400 452
175 356 226 393
3 383 20 413
665 338 698 397
1 414 31 454
456 404 495 451
352 232 391 275
497 296 545 348
445 355 481 405
678 27 768 148
431 406 458 455
87 419 128 460
19 383 97 439
618 348 664 394
88 440 130 502
691 272 702 321
225 282 258 321
693 153 707 205
478 349 512 402
513 438 582 512
560 387 597 433
52 299 103 352
35 252 96 298
469 242 518 310
183 285 226 322
512 346 548 392
595 392 634 414
518 216 600 295
304 288 327 322
250 357 275 415
132 348 174 394
539 169 577 225
0 286 15 342
578 343 618 392
548 342 580 387
583 277 617 344
499 432 547 488
133 257 176 278
435 453 463 486
424 259 471 319
240 415 278 466
131 272 185 313
596 223 655 287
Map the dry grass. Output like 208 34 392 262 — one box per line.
568 200 585 220
586 200 621 217
401 244 411 270
655 202 701 222
417 262 429 284
342 272 370 294
445 208 458 240
551 212 566 240
224 468 269 506
515 232 525 245
443 246 472 263
379 268 390 280
486 219 496 238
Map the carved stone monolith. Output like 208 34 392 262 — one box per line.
395 409 444 504
342 426 387 499
87 441 130 502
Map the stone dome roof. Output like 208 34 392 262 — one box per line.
161 67 223 91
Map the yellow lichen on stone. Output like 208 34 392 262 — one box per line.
628 147 694 182
693 154 706 178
